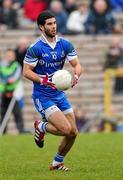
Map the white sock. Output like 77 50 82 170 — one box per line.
52 160 62 166
38 121 48 133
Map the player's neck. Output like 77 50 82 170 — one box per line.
42 33 56 43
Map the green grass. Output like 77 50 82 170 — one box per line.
0 133 123 180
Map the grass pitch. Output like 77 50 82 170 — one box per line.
0 133 123 180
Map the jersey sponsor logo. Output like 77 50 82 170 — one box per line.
39 59 64 68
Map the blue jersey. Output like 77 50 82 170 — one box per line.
24 35 77 98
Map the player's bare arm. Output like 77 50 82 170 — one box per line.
23 63 41 84
69 57 83 78
69 57 83 87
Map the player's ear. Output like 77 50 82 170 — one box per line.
39 25 43 31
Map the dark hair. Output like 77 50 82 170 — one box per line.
6 48 14 52
37 10 55 26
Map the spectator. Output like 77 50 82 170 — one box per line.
0 0 24 8
19 0 49 28
74 106 89 132
110 0 123 12
104 36 123 94
0 0 2 7
15 37 29 68
60 0 66 3
0 56 6 94
50 0 68 34
12 1 24 11
98 117 116 132
85 0 121 34
104 37 123 69
0 49 25 134
13 0 24 7
24 0 49 21
64 0 77 14
67 2 88 34
0 0 18 30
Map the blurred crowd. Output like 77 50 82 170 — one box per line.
104 36 123 94
0 0 123 35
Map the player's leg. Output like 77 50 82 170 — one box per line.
46 108 72 136
33 98 72 148
33 96 77 170
49 96 78 171
57 112 78 156
50 112 78 170
34 108 72 148
35 106 73 136
35 112 71 136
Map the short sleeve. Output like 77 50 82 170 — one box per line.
66 42 78 61
24 46 38 67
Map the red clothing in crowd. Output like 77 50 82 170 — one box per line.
24 0 48 21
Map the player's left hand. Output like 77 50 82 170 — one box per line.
41 74 57 90
72 74 79 88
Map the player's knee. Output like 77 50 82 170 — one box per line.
70 128 78 138
61 125 72 136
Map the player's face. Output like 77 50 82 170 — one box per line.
43 18 57 38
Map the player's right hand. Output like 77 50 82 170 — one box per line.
71 74 79 88
40 74 56 90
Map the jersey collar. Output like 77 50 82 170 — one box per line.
40 34 60 49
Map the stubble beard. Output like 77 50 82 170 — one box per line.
45 29 56 38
